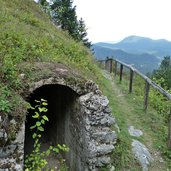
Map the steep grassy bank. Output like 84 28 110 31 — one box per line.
2 1 170 170
101 71 171 170
0 0 104 138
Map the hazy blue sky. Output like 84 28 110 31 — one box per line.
73 0 171 43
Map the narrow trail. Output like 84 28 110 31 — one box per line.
102 71 168 171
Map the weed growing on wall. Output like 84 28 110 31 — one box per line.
25 99 69 171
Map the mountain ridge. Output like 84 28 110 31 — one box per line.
94 35 171 57
93 44 160 74
93 35 171 73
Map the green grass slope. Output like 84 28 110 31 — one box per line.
0 0 102 139
102 71 171 170
1 1 171 170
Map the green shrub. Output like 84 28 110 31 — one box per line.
25 99 69 171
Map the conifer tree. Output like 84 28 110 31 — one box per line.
38 0 50 14
51 0 79 40
39 0 91 48
77 18 91 48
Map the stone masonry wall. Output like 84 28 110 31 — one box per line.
79 81 117 170
0 120 24 171
0 78 117 171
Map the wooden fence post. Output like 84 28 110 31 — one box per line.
102 58 171 148
106 59 110 72
144 80 150 112
129 69 134 93
120 64 123 82
168 107 171 148
114 61 117 76
109 59 113 73
105 60 108 70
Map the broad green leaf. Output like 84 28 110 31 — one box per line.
41 99 47 102
53 148 59 153
42 107 48 112
38 126 44 132
41 119 45 124
36 121 41 127
38 107 43 113
32 133 37 139
30 125 36 129
29 106 35 110
46 150 50 156
42 102 48 106
42 115 49 121
32 112 39 118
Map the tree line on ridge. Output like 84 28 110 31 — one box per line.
38 0 91 48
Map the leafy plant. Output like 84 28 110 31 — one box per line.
0 99 11 113
25 99 69 171
0 86 12 113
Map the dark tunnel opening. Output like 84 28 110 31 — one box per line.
24 84 81 170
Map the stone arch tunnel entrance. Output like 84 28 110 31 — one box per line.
24 84 81 170
0 64 116 171
23 79 116 171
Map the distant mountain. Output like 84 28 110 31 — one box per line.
93 44 160 74
95 35 171 58
93 35 171 73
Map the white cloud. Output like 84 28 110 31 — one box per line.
73 0 171 42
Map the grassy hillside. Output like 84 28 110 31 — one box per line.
0 0 103 139
1 1 170 170
102 71 171 170
0 0 99 79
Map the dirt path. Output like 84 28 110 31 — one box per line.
102 71 168 171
